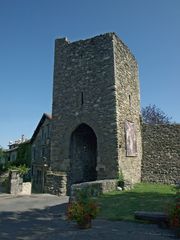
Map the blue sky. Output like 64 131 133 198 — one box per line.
0 0 180 148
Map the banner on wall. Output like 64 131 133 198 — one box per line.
125 121 137 157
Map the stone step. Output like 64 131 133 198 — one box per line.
134 211 169 227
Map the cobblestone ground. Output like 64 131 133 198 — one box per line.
0 194 177 240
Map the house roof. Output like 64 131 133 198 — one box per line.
31 113 52 143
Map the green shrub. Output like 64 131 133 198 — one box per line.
1 177 9 192
8 164 29 176
117 170 124 188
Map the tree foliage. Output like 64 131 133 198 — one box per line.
16 142 31 167
142 104 172 124
0 147 5 172
0 147 3 158
0 146 5 162
8 164 29 176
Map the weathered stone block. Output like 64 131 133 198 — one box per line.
9 170 23 195
44 171 67 196
20 182 32 195
70 179 117 201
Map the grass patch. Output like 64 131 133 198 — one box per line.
97 183 176 221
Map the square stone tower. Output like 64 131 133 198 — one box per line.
50 33 142 194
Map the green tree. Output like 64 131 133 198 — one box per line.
0 146 5 172
15 142 31 167
0 147 3 158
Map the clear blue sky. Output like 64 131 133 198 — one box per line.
0 0 180 148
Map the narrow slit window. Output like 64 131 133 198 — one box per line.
129 95 131 108
81 92 84 106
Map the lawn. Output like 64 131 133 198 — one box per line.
97 183 176 221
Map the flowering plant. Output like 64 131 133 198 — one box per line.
67 189 99 225
167 188 180 228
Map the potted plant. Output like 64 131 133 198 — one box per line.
167 187 180 237
67 189 99 229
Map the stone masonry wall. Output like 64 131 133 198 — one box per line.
70 179 117 201
113 34 142 185
51 33 119 181
9 170 23 195
142 124 180 184
44 171 67 196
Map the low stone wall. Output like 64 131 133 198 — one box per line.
44 171 67 196
142 124 180 184
20 182 32 195
70 179 117 201
9 170 32 195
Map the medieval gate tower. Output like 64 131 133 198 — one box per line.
50 33 142 194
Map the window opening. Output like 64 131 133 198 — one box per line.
81 92 84 106
129 95 132 109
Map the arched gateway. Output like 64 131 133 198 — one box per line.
69 124 97 185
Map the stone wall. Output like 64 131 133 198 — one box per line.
142 124 180 184
8 170 32 195
70 179 117 201
20 182 32 195
44 171 67 196
9 170 23 195
113 34 142 185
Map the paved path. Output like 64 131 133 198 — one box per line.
0 194 177 240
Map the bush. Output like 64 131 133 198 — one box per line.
8 164 30 177
0 163 5 173
1 177 9 192
117 170 124 189
167 186 180 228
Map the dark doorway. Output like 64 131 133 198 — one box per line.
69 123 97 186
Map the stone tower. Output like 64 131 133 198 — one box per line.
50 33 142 194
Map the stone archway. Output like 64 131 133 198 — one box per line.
69 123 97 186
